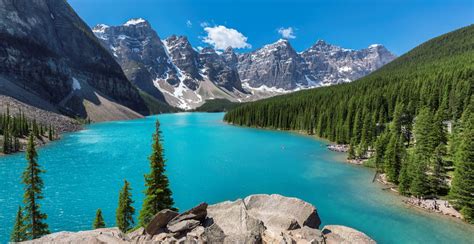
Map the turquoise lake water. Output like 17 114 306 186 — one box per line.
0 113 473 243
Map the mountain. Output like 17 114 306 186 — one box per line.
93 22 246 110
93 19 396 110
237 39 306 89
0 0 151 121
300 40 397 87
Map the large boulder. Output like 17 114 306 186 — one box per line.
145 209 179 235
244 194 321 230
207 198 266 243
322 225 376 244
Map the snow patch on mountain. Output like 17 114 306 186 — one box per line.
123 18 146 26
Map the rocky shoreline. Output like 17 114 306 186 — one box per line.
24 194 376 243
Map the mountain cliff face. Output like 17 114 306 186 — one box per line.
237 39 307 89
93 19 396 110
300 40 397 86
93 22 247 109
0 0 148 121
238 39 397 89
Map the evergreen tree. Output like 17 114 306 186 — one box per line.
430 144 448 196
449 101 474 223
348 139 356 160
374 131 389 171
10 206 26 242
409 154 429 197
384 133 402 183
116 180 135 232
93 209 106 229
398 153 412 195
22 133 49 239
139 120 175 226
48 125 53 141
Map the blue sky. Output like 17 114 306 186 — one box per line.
69 0 473 55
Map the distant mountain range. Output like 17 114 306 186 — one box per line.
0 0 395 122
93 19 396 109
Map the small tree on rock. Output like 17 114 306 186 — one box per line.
93 209 106 229
11 206 26 242
116 180 135 232
139 120 175 226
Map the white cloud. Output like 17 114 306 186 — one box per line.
186 20 192 28
200 22 210 28
278 27 296 39
202 25 251 50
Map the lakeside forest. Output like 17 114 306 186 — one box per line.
0 107 58 155
9 120 175 242
224 25 474 222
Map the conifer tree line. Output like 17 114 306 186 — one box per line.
12 119 175 240
1 106 58 154
224 25 473 222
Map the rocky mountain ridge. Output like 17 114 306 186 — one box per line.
0 0 150 122
24 194 376 243
93 19 396 110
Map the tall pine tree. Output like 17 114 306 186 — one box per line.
116 180 135 232
139 120 175 226
22 133 49 239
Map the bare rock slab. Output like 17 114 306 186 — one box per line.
323 225 376 244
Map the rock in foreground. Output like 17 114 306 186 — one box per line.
24 194 375 243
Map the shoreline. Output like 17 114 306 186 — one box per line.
326 142 465 222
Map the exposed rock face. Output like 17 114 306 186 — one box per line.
0 0 148 121
25 194 376 244
199 47 244 92
238 39 307 89
323 225 376 244
92 19 171 102
300 40 397 87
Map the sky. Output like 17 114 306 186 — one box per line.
68 0 474 55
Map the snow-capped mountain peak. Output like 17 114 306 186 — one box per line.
93 17 396 110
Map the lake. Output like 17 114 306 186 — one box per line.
0 113 472 243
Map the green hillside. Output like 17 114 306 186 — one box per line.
224 25 474 222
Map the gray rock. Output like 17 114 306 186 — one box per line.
168 202 208 225
127 227 145 240
288 226 324 243
322 225 376 244
145 209 179 235
244 194 321 230
203 223 226 243
167 219 200 233
207 198 266 243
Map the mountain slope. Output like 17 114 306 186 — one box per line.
0 0 148 121
224 25 473 139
